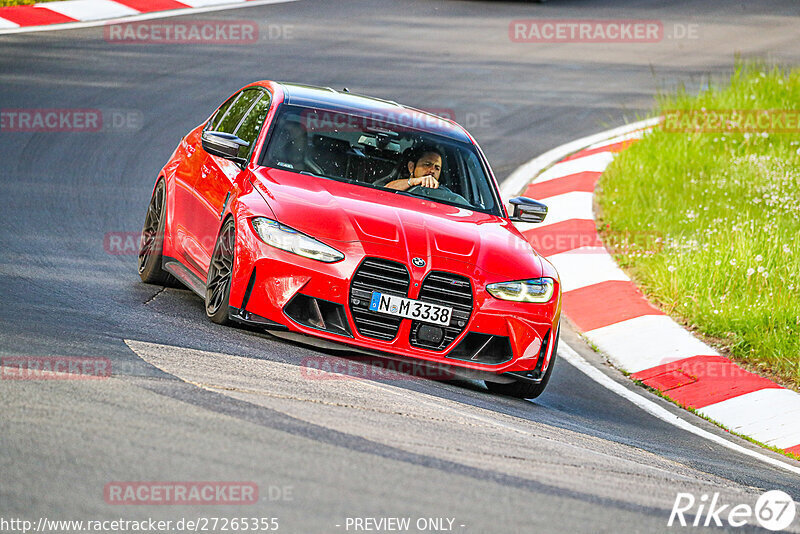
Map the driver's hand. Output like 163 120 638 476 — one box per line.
409 174 439 189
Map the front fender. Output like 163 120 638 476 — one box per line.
227 175 278 308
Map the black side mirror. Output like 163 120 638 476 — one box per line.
202 130 249 163
508 197 548 223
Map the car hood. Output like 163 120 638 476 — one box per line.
251 167 544 280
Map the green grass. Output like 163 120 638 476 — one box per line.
0 0 59 6
597 61 800 390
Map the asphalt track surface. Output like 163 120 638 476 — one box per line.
2 1 800 532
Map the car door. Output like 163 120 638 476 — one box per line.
188 88 270 275
172 92 240 269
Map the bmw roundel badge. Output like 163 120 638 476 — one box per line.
412 257 426 268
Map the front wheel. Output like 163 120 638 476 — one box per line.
486 324 559 399
138 180 174 285
205 218 236 325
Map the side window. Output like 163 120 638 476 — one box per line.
234 92 271 158
215 89 261 134
207 93 238 131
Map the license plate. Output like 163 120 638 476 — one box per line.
369 291 452 326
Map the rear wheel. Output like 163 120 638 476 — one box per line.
205 218 235 325
486 324 559 399
138 180 174 285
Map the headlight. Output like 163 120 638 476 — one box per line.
251 217 344 263
486 278 555 303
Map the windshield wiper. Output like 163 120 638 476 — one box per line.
298 170 327 179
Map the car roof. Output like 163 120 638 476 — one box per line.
276 82 472 143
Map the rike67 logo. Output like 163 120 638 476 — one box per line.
669 490 797 531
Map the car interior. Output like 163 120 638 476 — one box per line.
262 106 500 214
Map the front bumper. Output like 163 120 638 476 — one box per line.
230 224 561 377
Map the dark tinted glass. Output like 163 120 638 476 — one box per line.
234 92 271 158
262 105 500 215
215 90 261 134
207 93 238 131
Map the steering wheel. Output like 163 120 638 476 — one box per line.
406 184 469 205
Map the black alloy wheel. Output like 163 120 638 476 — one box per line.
205 218 236 324
138 180 173 285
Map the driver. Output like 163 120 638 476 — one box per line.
382 143 443 191
268 119 325 174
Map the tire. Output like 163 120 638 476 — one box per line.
486 323 559 399
205 218 235 325
138 180 174 285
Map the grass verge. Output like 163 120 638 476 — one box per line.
597 61 800 390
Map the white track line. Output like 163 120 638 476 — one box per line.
0 17 19 29
501 117 661 200
43 0 138 21
178 0 245 7
546 246 629 292
584 315 718 374
0 0 298 35
559 342 800 475
534 151 615 184
512 191 594 231
698 389 800 449
585 129 652 150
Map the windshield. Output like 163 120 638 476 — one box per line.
260 104 502 215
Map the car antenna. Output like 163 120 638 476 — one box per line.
341 87 350 93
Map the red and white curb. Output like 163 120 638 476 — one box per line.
0 0 295 34
503 118 800 459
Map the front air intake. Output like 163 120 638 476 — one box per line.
448 332 513 365
409 271 473 351
349 258 410 341
284 293 352 337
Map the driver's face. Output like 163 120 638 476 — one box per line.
408 152 442 180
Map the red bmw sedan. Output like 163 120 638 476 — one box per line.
138 81 561 398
